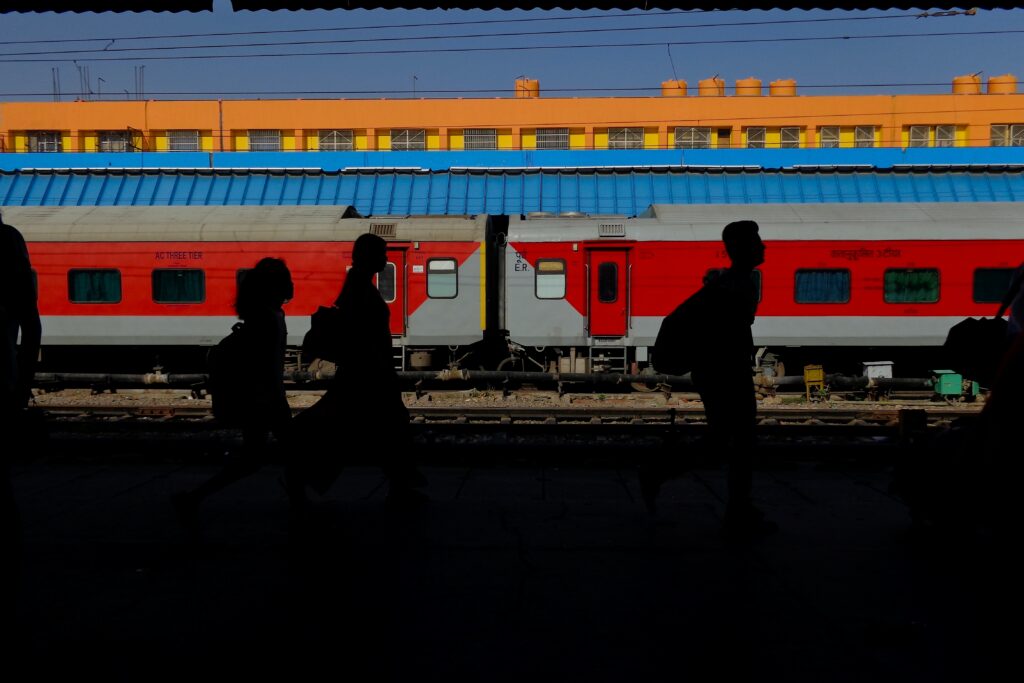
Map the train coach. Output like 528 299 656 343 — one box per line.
502 203 1024 376
3 206 492 373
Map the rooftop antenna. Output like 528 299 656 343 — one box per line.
412 74 418 98
51 67 61 102
97 76 105 100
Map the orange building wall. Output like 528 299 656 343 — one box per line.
3 93 1024 152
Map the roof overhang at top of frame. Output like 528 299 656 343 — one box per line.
0 1 211 11
230 2 1024 10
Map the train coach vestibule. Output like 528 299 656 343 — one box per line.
588 247 630 337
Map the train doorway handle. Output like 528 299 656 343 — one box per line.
584 262 590 335
627 263 632 331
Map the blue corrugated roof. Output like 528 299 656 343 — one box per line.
2 167 1023 217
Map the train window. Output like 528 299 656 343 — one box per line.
795 269 850 304
68 269 121 304
705 269 763 302
884 269 940 304
819 126 840 148
376 263 397 303
31 269 38 298
248 130 281 152
464 129 497 151
608 128 644 150
597 262 618 303
536 128 569 150
675 127 712 150
235 269 251 289
391 129 426 151
536 259 566 299
152 269 205 304
855 126 876 148
319 129 354 151
973 268 1018 303
427 259 458 299
745 127 766 149
780 127 800 149
168 130 200 152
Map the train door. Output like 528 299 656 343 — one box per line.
377 246 407 335
587 248 630 337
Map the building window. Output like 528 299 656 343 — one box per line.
819 126 840 148
248 130 281 152
884 269 940 303
152 269 205 303
536 259 566 299
426 258 458 299
706 269 763 302
168 130 200 152
780 127 800 149
717 128 732 148
854 126 875 148
463 128 497 151
674 127 712 149
909 126 931 148
376 262 396 303
745 127 766 149
795 269 850 304
98 130 132 152
990 124 1024 147
535 128 569 150
319 129 354 151
68 269 121 303
597 262 618 303
28 131 62 153
935 125 956 148
608 127 644 150
973 268 1017 303
391 129 425 151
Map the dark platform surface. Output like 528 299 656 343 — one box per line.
8 449 1008 681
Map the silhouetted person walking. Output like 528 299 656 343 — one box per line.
645 220 774 539
287 233 426 509
1 216 41 614
173 257 294 534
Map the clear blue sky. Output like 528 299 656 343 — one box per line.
0 5 1022 101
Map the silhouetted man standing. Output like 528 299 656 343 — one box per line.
693 220 773 537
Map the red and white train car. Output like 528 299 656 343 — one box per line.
503 203 1024 374
5 206 490 371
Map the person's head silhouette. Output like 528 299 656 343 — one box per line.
236 257 292 319
352 233 388 275
722 220 765 271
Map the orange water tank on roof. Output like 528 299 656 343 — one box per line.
698 77 726 96
661 80 688 97
952 74 982 94
515 78 540 98
735 77 762 96
769 79 797 96
987 74 1017 94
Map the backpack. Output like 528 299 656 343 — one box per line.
653 289 707 376
207 322 251 424
302 305 344 363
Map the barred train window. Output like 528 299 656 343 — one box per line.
819 126 840 148
935 125 956 148
248 130 281 152
463 129 497 151
884 269 940 303
152 269 205 303
608 128 644 150
990 124 1024 147
376 263 396 303
745 127 766 149
98 131 132 152
795 269 850 303
705 269 763 302
29 131 62 153
535 128 569 150
855 126 875 148
168 130 200 152
597 262 618 303
427 259 458 299
536 259 566 299
391 129 425 151
319 130 354 151
236 269 252 289
674 127 711 150
68 269 121 303
973 268 1017 303
780 127 800 149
